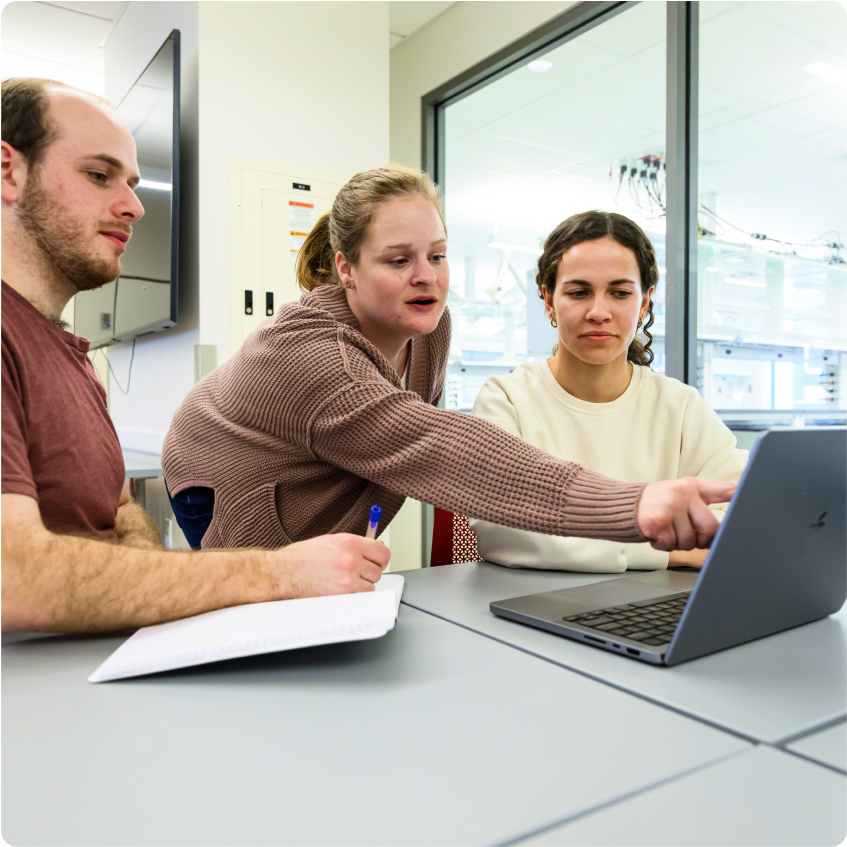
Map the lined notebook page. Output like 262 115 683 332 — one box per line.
89 575 404 683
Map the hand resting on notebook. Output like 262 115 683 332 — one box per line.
1 493 390 633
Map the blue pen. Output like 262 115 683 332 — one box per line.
366 505 382 539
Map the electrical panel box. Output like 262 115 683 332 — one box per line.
230 157 348 355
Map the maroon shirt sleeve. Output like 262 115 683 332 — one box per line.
1 339 38 500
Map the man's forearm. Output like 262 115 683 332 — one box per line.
115 500 162 549
2 530 279 633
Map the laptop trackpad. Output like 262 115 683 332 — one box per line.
549 577 678 612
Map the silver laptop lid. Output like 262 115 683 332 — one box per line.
665 428 846 665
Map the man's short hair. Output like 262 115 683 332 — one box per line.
1 77 71 167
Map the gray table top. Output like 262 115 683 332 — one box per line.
787 720 847 774
515 745 846 846
400 563 847 744
2 606 748 847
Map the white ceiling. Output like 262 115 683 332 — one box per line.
0 1 127 95
389 1 454 49
444 1 847 271
1 1 454 88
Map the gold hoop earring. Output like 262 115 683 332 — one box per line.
549 316 557 328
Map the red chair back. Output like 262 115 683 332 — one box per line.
431 508 483 567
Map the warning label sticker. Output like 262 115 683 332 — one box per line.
289 201 315 254
290 231 309 253
289 201 314 230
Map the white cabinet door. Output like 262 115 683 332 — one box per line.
230 158 347 354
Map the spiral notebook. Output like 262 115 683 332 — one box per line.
89 574 404 683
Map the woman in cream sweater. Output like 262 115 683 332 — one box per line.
470 211 747 572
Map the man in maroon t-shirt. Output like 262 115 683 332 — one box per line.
1 78 390 632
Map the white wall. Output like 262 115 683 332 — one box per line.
390 0 575 167
197 0 389 355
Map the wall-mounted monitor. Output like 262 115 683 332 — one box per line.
74 29 180 347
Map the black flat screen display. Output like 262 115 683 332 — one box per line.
74 30 180 347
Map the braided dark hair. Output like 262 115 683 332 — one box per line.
536 210 658 366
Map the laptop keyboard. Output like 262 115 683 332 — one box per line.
563 593 691 646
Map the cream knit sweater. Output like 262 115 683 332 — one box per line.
470 361 748 572
162 286 648 550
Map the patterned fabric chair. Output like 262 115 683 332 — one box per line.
431 507 483 567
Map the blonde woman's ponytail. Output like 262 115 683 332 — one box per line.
296 213 337 292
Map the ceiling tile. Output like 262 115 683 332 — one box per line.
447 83 539 132
724 99 770 119
487 100 654 159
497 39 627 99
547 58 665 131
699 119 794 166
699 109 738 133
699 5 845 100
445 122 475 146
633 42 665 72
1 1 108 71
699 85 739 115
757 74 832 109
746 106 827 138
743 0 846 58
699 2 742 23
577 1 667 57
389 1 453 38
0 49 104 95
803 128 847 152
777 86 847 133
447 132 578 182
42 2 125 20
700 136 845 193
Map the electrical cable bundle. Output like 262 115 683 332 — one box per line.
610 155 666 220
698 206 844 265
609 156 843 265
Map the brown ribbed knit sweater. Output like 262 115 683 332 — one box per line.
162 285 646 550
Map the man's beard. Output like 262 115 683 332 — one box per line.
17 170 126 293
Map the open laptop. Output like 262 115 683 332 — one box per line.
490 429 846 666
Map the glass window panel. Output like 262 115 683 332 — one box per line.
697 1 847 421
443 2 667 411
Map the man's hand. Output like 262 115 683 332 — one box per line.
274 533 391 599
638 478 735 552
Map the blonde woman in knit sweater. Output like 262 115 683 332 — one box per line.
162 167 735 564
470 211 747 573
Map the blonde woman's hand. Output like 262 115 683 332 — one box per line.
638 478 735 552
